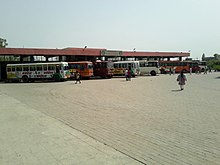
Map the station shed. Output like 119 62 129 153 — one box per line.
0 47 190 80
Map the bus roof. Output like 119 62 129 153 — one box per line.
68 61 92 64
114 61 139 64
6 62 68 67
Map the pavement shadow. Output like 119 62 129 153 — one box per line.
171 89 182 92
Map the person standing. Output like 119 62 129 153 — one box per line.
75 71 81 84
177 71 187 90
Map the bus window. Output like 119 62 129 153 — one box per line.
88 63 93 69
72 64 79 69
37 66 43 71
23 66 29 71
7 67 11 72
80 64 84 71
101 63 107 68
122 63 127 68
64 65 68 70
30 66 35 71
12 67 16 72
17 66 22 71
48 65 54 70
43 65 47 71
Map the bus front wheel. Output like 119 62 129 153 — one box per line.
150 71 156 76
22 76 29 83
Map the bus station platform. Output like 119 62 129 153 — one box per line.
0 93 139 165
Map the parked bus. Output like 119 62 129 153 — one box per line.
159 61 199 74
113 61 140 77
139 60 159 76
188 61 200 73
93 60 114 78
6 62 70 82
68 61 93 79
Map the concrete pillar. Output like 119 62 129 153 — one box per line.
20 56 23 62
59 56 62 61
45 56 49 62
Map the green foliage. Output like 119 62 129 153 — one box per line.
207 60 220 71
0 38 8 47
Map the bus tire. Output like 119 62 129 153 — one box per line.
150 70 156 76
22 76 29 83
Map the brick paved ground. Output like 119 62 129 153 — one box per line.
0 72 220 164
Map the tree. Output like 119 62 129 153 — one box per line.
201 53 205 61
214 54 220 60
0 38 8 47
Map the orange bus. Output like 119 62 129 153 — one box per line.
68 61 93 79
159 61 200 74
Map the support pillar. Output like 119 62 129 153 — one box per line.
59 56 62 61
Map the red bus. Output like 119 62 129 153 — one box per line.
68 61 93 79
188 61 200 73
159 61 200 74
93 60 114 78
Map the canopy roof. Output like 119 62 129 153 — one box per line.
0 47 190 58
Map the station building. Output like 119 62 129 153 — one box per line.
0 47 190 80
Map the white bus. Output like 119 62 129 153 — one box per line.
113 61 140 77
6 62 70 82
139 60 159 76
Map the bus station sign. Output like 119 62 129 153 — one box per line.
101 50 122 57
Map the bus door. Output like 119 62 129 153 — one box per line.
56 65 60 73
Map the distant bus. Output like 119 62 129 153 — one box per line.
113 61 140 77
68 61 93 79
93 60 114 78
188 61 200 73
6 62 70 82
139 60 159 76
159 61 197 74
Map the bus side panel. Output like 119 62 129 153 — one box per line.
113 68 125 76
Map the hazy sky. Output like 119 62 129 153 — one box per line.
1 0 220 59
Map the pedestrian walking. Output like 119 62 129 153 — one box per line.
177 71 187 90
75 71 81 84
189 67 192 75
169 67 172 75
204 66 208 74
125 68 129 81
127 68 131 81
